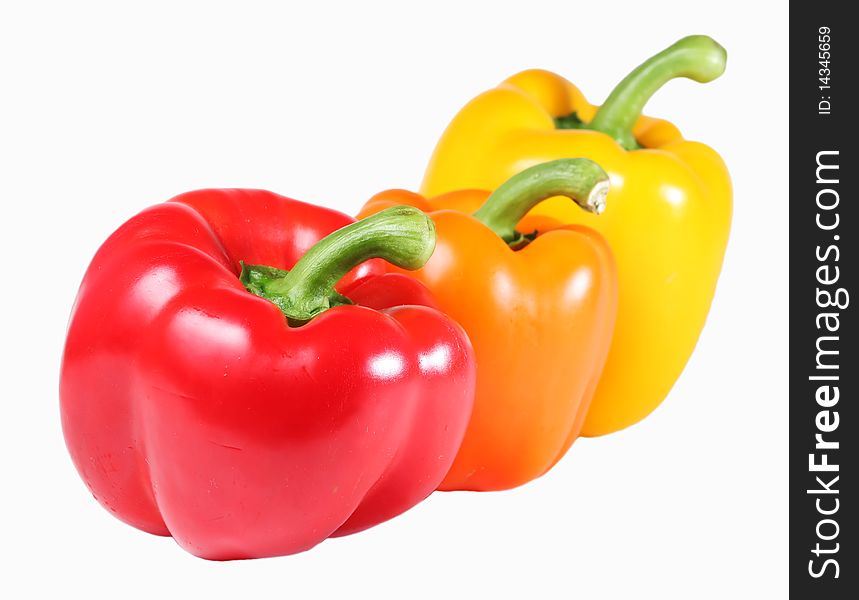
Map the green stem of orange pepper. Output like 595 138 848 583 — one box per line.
473 158 609 248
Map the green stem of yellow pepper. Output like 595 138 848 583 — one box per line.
587 35 727 150
473 158 609 248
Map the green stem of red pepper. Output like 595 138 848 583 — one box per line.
575 35 727 150
473 158 609 249
241 206 435 325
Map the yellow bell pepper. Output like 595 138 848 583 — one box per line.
421 35 732 435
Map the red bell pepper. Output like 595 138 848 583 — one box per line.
60 190 476 560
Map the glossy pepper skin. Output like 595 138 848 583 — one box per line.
60 191 475 560
360 160 617 491
420 36 732 436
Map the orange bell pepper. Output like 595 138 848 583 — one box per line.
358 159 617 491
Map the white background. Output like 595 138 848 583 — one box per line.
0 1 787 597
